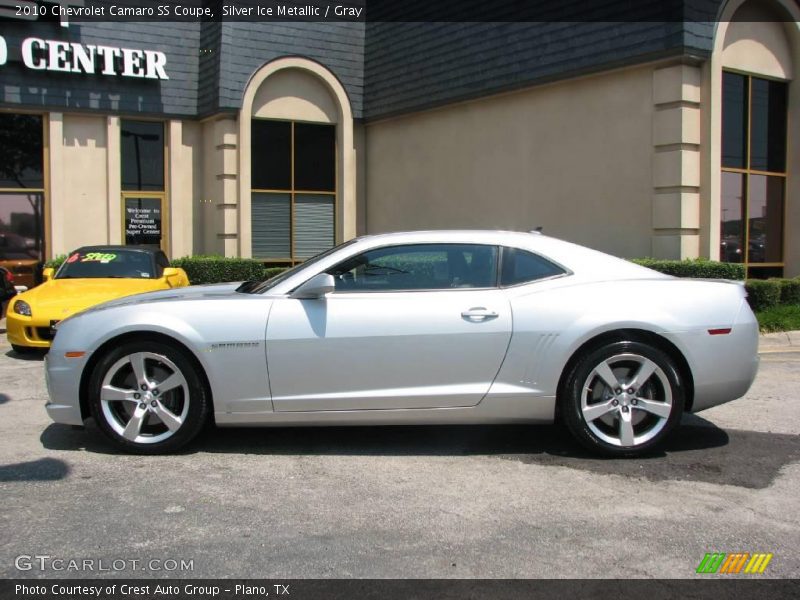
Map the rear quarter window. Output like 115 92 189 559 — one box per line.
501 247 566 287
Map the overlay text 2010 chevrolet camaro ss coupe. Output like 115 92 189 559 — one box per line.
44 231 759 456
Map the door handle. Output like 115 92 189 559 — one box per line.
461 307 499 321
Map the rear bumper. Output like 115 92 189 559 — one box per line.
672 300 760 413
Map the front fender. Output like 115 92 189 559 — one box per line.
51 298 273 417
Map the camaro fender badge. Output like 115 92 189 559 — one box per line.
207 341 261 352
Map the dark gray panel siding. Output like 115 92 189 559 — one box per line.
216 22 365 118
0 20 365 119
198 21 223 116
364 20 715 120
0 21 200 117
1 13 724 121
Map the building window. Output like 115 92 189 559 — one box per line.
251 119 336 264
121 120 166 249
0 113 45 288
721 71 788 278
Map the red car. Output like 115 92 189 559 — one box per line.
0 266 17 319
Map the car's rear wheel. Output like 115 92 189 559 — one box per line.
561 340 684 457
88 340 209 454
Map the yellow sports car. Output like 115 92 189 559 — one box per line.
6 245 189 353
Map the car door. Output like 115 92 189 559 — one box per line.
266 243 512 411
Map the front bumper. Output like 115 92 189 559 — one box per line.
6 312 56 348
44 351 86 426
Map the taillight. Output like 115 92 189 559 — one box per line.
3 270 13 283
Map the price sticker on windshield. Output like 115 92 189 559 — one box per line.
80 253 117 263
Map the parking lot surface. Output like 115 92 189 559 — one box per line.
1 319 798 579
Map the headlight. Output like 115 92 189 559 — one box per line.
13 299 32 317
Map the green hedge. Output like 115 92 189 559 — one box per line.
41 254 288 285
45 254 68 270
745 279 783 312
631 259 800 313
631 258 745 280
779 278 800 305
170 256 269 285
264 266 289 280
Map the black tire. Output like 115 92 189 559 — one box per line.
561 340 684 457
88 339 210 454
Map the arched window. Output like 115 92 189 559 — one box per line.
238 58 355 264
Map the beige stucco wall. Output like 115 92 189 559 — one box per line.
48 113 204 257
51 114 109 253
781 17 800 277
355 123 367 236
723 7 794 79
252 68 337 123
46 113 202 258
200 116 237 256
168 119 202 258
365 65 658 259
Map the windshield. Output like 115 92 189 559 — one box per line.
56 249 156 279
243 239 359 294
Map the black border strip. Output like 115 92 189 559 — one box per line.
0 0 797 23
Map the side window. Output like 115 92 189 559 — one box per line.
500 247 565 287
329 244 498 292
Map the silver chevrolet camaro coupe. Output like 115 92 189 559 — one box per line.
44 231 759 456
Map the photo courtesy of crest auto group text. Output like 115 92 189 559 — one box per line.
0 0 799 597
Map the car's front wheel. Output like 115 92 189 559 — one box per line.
561 340 684 456
88 340 209 454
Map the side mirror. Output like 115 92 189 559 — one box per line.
163 267 187 287
42 267 55 282
291 273 335 299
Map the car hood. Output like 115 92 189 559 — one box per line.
17 278 169 318
78 281 245 314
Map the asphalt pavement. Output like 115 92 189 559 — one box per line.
0 318 798 579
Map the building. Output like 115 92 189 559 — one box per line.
1 0 798 278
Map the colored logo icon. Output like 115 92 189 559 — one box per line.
696 552 773 574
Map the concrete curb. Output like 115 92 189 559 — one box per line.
758 330 800 354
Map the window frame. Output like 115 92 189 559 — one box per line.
720 70 788 277
497 246 571 289
250 118 337 266
119 118 168 253
0 111 47 267
326 242 502 294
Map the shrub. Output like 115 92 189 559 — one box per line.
264 266 289 280
631 258 745 280
745 279 782 312
170 256 268 285
779 278 800 306
45 254 67 270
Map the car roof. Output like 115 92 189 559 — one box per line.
266 230 666 295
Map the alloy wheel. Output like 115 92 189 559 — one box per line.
580 353 673 448
99 351 190 444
